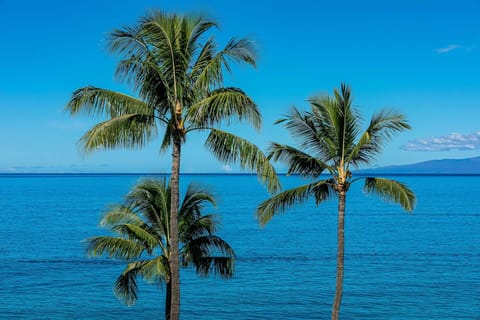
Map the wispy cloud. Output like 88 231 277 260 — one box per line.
402 131 480 151
436 44 462 54
221 164 233 172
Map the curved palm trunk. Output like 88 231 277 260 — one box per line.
168 137 181 320
332 190 346 320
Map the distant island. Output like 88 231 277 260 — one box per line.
359 156 480 174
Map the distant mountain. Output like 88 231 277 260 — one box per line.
359 156 480 174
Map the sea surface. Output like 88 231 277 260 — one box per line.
0 174 478 319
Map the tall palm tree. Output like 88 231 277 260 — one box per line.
86 179 235 319
66 10 279 319
257 83 416 320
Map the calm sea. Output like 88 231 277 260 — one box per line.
0 174 478 319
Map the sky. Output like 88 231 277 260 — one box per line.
1 0 480 173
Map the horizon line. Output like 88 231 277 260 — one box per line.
1 172 480 177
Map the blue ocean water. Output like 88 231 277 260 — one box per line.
0 174 478 319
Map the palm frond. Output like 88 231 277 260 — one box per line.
311 179 336 205
183 235 235 260
221 37 257 69
182 235 235 279
268 142 331 177
79 113 157 154
180 214 219 242
138 255 170 284
100 206 145 227
65 86 151 118
108 24 149 57
112 224 159 250
347 109 411 167
278 106 337 162
190 37 223 90
114 55 171 111
193 257 235 279
187 88 261 130
363 177 416 212
141 11 187 93
114 261 146 306
256 182 317 226
205 129 280 193
309 83 360 164
85 236 144 260
126 179 170 235
180 184 216 217
185 17 218 54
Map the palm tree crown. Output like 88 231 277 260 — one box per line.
258 83 415 223
257 83 416 320
65 10 278 191
86 179 235 312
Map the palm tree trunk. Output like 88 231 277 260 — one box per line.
165 280 172 320
332 190 346 320
168 136 181 320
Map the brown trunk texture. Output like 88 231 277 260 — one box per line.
168 138 181 320
332 190 346 320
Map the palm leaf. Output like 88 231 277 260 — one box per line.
256 182 317 226
187 88 261 130
310 84 360 165
180 184 216 217
347 109 411 167
205 129 280 193
85 236 145 260
278 106 337 162
138 256 170 284
126 179 170 236
65 86 151 118
100 206 145 227
182 235 235 276
190 37 223 90
363 177 416 212
221 37 256 69
114 261 147 306
180 214 219 241
112 224 159 250
193 257 235 279
311 179 336 205
268 142 331 177
79 113 157 154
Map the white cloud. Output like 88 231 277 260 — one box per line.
402 131 480 151
221 164 233 172
436 44 461 54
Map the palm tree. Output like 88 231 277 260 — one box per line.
86 179 235 319
66 10 279 319
257 83 416 320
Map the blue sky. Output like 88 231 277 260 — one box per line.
1 0 479 173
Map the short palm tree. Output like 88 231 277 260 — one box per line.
66 10 279 319
257 83 416 320
86 179 235 319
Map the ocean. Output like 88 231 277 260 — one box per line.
0 174 478 319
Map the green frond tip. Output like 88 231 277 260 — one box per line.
187 87 261 130
65 86 151 117
268 143 331 178
257 183 308 226
78 113 157 155
363 177 416 212
256 180 335 226
85 236 145 260
205 129 281 193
